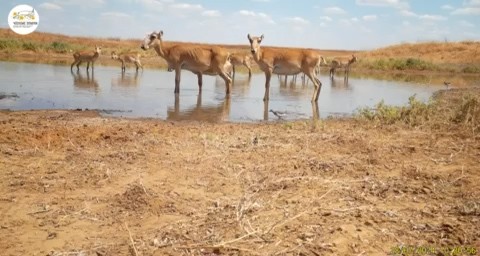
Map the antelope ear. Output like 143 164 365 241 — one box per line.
159 30 163 37
260 34 264 41
247 34 252 41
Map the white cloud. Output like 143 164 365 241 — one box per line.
237 10 275 24
351 17 359 22
459 20 475 27
319 16 332 22
441 5 454 10
202 10 221 17
464 0 480 6
54 0 105 8
356 0 409 9
451 7 480 15
400 10 417 16
419 14 447 21
100 12 132 19
171 3 203 11
324 6 346 15
286 17 310 25
39 2 63 10
238 10 255 16
363 15 377 21
339 19 352 26
452 0 480 15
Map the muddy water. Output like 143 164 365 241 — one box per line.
0 61 447 122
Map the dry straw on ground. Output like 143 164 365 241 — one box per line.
0 88 479 255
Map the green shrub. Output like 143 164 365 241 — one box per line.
49 41 70 53
0 39 21 50
452 94 479 128
361 58 438 72
356 95 432 126
22 42 39 51
462 66 480 73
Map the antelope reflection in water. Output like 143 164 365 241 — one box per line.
71 70 99 93
231 75 252 95
330 76 352 91
111 71 141 88
167 93 231 122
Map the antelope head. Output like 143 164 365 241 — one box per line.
95 45 102 54
141 31 163 50
111 51 119 60
350 54 358 64
247 34 264 54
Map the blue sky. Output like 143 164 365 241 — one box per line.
2 0 479 50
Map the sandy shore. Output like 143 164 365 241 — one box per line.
0 88 479 255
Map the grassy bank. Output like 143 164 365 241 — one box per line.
356 88 480 133
0 28 480 74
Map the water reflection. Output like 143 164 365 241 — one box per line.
167 93 231 122
71 70 99 93
231 75 252 95
263 100 320 121
111 71 141 88
0 61 450 122
330 77 352 90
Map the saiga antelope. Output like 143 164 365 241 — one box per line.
247 34 323 102
229 52 253 78
71 45 102 72
329 55 357 80
140 31 232 95
111 51 143 72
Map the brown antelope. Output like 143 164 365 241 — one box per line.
247 34 324 102
71 45 102 72
229 52 253 78
292 56 327 85
329 55 358 80
111 51 143 72
140 31 232 95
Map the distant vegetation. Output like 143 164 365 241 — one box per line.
358 41 480 73
0 28 479 73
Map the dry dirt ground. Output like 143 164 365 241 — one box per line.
0 90 479 256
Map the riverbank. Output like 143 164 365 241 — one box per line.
0 88 479 255
1 29 480 74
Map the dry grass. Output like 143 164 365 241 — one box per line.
363 41 480 64
357 41 480 73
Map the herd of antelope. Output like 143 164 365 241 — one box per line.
70 30 358 102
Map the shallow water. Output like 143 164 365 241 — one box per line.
0 61 446 122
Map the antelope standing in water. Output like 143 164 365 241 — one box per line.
229 52 253 78
71 45 102 72
140 31 232 95
111 51 143 72
247 34 324 102
329 55 358 80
